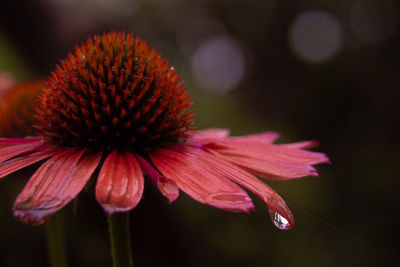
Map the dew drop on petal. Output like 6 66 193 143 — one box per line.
270 211 292 230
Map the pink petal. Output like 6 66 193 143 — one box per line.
188 128 230 143
231 131 281 143
135 154 179 203
150 148 254 212
0 147 62 179
180 146 294 228
217 139 328 165
96 150 144 214
13 148 88 225
0 140 44 163
212 151 318 180
281 140 319 149
268 143 329 164
208 140 328 180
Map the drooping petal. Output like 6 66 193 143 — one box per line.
207 139 329 180
189 130 280 148
0 147 62 179
135 154 179 203
281 140 319 149
216 139 328 165
150 147 254 212
231 131 280 143
188 128 230 142
0 140 45 163
13 148 89 225
96 150 144 214
180 146 294 227
216 153 319 180
266 143 329 164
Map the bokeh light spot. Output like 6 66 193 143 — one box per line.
289 10 343 63
191 36 246 94
349 0 398 45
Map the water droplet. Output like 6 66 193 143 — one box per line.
271 211 292 230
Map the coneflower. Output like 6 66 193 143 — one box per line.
0 81 43 137
0 31 328 266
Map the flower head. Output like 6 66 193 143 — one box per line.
34 32 193 150
0 81 43 137
0 32 329 228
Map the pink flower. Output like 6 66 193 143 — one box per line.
0 32 329 229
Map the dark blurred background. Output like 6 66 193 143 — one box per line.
0 0 399 266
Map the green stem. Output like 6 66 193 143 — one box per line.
45 211 68 267
108 213 133 267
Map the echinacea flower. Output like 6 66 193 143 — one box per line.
0 81 43 137
0 32 329 229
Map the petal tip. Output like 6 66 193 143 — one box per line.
324 156 332 165
307 140 319 148
13 209 48 226
157 176 179 203
102 204 133 214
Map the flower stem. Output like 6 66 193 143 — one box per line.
45 211 68 267
108 213 133 267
